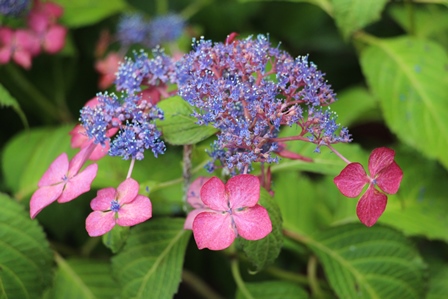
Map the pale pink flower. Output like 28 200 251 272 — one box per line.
30 145 98 218
189 174 272 251
85 178 152 237
0 27 40 69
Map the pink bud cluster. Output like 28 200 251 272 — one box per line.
0 0 66 69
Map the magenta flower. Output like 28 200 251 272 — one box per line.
0 28 40 69
183 176 211 230
30 145 98 218
189 174 272 251
85 178 152 237
333 147 403 227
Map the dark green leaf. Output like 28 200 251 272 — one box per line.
112 218 190 299
238 0 332 16
236 281 309 299
307 224 426 299
360 36 448 170
238 188 283 272
156 96 218 145
0 83 28 128
0 193 53 299
48 257 119 299
332 0 388 39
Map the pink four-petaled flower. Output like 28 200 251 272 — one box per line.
186 174 272 251
333 147 403 227
85 178 152 237
30 145 98 218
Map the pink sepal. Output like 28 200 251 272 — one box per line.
334 162 368 198
38 153 68 187
227 174 260 208
186 176 209 208
368 147 395 177
116 195 152 226
376 161 403 194
234 204 272 240
43 25 66 53
29 184 64 218
116 178 140 205
85 211 116 237
57 163 98 203
184 208 207 230
91 187 116 211
193 211 236 250
200 177 227 211
356 186 387 227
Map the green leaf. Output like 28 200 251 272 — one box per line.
48 257 119 299
332 0 388 39
306 224 426 299
112 218 190 299
53 0 128 28
0 83 28 128
331 86 380 126
0 193 53 299
156 96 218 145
102 225 130 254
235 281 309 299
388 4 448 48
360 36 448 170
427 265 448 299
238 0 332 16
238 188 283 272
1 126 77 199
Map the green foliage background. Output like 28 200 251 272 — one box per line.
1 0 448 298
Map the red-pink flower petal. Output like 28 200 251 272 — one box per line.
233 205 272 240
186 176 209 208
184 208 208 230
43 25 66 53
227 174 260 208
30 184 64 218
192 211 236 250
200 177 228 211
85 211 116 237
334 162 369 198
376 161 403 194
0 47 11 64
91 187 117 211
57 163 98 203
38 153 68 187
116 195 152 226
368 147 395 177
116 178 140 205
68 145 94 175
12 50 32 69
356 186 388 227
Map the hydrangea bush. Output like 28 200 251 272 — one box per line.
1 0 447 298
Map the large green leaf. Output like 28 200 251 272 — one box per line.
332 0 388 39
360 36 448 170
238 0 332 16
47 257 119 299
235 281 309 299
156 96 218 145
306 224 426 299
0 193 53 299
2 126 77 200
330 86 380 126
388 4 448 48
53 0 128 28
0 83 28 128
238 188 283 272
112 218 190 299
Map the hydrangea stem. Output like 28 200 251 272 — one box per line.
126 158 136 179
230 257 254 299
326 144 351 164
182 144 193 203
